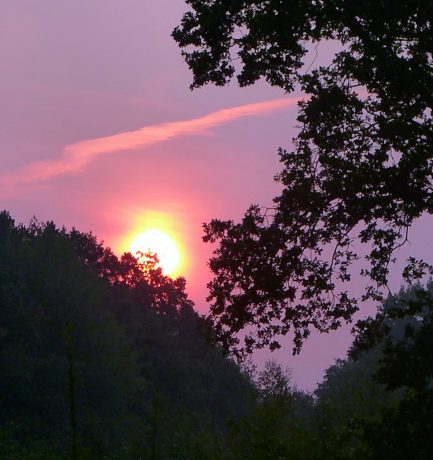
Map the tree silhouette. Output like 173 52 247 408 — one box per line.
0 211 254 457
351 283 433 459
173 0 433 355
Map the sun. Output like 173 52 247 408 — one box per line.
129 229 180 275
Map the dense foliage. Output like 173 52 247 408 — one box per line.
352 284 433 459
0 211 253 458
1 211 432 458
173 0 433 355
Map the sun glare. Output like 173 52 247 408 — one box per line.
129 229 181 275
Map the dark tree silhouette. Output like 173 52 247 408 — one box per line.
173 0 433 356
351 284 433 459
0 211 254 457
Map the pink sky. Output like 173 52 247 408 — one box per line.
2 0 431 390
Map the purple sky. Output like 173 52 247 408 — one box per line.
2 0 431 390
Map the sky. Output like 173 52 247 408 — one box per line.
2 0 432 391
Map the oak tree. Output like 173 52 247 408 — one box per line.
173 0 433 356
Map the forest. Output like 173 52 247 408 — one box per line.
3 0 433 458
1 210 432 459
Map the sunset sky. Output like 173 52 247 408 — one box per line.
2 0 432 390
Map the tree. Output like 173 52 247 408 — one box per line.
0 211 256 457
350 283 433 459
0 213 144 453
173 0 433 356
226 361 319 460
256 360 294 401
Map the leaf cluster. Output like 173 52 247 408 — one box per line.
174 0 433 355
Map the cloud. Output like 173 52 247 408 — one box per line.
1 97 299 197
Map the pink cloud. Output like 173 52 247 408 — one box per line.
1 97 299 197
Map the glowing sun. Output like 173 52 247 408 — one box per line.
129 229 180 275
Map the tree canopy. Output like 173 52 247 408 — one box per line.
2 208 432 457
350 283 433 459
173 0 433 356
0 211 254 457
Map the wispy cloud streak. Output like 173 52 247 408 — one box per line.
1 97 299 196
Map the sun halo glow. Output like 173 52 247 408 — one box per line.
129 229 181 276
